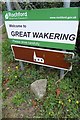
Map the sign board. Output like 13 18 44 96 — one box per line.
11 45 74 71
3 8 79 50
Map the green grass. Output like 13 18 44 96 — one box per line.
0 25 6 34
12 92 25 106
2 38 80 118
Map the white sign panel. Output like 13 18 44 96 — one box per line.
5 21 78 45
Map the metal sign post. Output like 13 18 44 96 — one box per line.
60 0 71 79
6 0 12 11
63 0 71 8
6 0 24 70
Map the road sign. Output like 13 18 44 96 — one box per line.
3 7 79 50
11 45 74 71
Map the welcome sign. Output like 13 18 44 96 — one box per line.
3 8 79 50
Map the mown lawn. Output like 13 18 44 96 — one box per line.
2 26 80 118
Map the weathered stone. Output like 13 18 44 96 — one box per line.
31 79 47 99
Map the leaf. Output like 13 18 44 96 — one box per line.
56 88 61 97
6 87 10 91
32 99 37 107
3 79 9 86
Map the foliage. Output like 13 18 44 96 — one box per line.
2 38 80 118
2 25 6 34
27 2 63 9
2 39 14 64
12 92 25 106
70 2 80 7
0 2 7 12
16 2 62 10
76 22 80 57
18 2 80 10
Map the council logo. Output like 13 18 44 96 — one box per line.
5 13 8 19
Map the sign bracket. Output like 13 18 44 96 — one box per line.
60 0 71 79
19 61 24 71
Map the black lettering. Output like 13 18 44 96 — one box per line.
9 24 12 27
54 33 60 40
44 33 49 39
15 31 19 37
49 33 54 39
11 31 15 36
69 34 76 41
27 32 31 37
33 32 39 38
24 32 27 37
20 31 23 37
60 34 63 40
39 33 43 38
62 34 69 40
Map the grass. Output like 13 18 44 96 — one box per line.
2 26 80 118
12 92 25 106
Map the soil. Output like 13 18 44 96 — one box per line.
2 89 37 118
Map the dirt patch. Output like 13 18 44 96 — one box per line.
2 89 37 118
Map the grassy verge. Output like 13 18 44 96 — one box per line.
2 28 80 118
0 25 2 119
